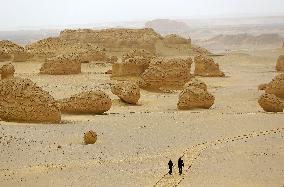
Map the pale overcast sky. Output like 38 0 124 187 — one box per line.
0 0 284 30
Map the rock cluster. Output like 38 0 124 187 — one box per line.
276 55 284 72
258 93 283 112
0 77 61 123
0 63 15 79
111 81 140 104
59 90 112 114
40 53 81 75
84 130 97 145
140 57 193 90
265 74 284 98
178 78 215 110
0 40 30 62
163 34 191 45
194 55 225 77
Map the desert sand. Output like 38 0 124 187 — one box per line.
0 28 284 187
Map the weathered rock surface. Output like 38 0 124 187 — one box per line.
0 63 15 79
276 55 284 72
40 53 81 75
258 93 283 112
140 57 193 90
265 74 284 98
194 55 225 77
0 40 30 62
0 77 61 123
183 78 207 91
106 56 118 64
163 34 191 45
111 81 140 104
258 83 267 91
59 90 112 114
177 86 215 110
84 130 97 145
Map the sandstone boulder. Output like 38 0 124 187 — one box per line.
40 53 81 75
265 74 284 98
140 57 193 90
0 77 61 123
177 86 215 110
0 63 15 79
194 55 225 77
84 130 97 145
111 81 140 104
276 55 284 72
258 93 283 112
59 90 112 114
183 78 207 91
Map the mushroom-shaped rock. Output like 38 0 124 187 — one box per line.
183 78 207 91
40 53 81 75
141 57 193 90
178 86 215 110
276 55 284 72
0 77 61 123
265 74 284 98
59 90 112 114
194 55 225 77
258 93 283 112
84 130 97 144
111 81 140 104
0 63 15 79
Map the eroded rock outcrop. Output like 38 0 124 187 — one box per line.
40 53 81 75
183 78 207 91
258 93 283 112
276 55 284 72
59 90 112 114
163 34 191 45
0 40 30 62
265 74 284 98
111 81 140 104
194 55 225 77
0 77 61 123
140 57 193 90
0 63 15 79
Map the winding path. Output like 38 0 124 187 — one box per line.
153 127 284 187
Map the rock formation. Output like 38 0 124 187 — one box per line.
111 81 140 104
276 55 284 72
59 90 112 114
0 63 15 79
177 85 215 110
140 57 193 90
0 40 30 62
258 83 267 91
40 53 81 75
194 55 225 77
258 93 283 112
163 34 191 45
106 56 118 64
265 74 284 98
84 130 97 145
0 77 61 123
183 78 207 91
78 49 108 63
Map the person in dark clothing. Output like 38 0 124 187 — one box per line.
178 158 184 175
168 160 173 175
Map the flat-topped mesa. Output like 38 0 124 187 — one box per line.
59 28 163 53
163 34 191 45
140 57 193 91
112 49 156 78
0 40 31 62
178 79 215 110
265 74 284 98
40 53 81 75
258 93 284 112
59 90 112 114
0 77 61 123
0 63 15 79
276 55 284 72
194 55 225 77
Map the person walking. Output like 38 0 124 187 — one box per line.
178 157 184 175
168 160 173 175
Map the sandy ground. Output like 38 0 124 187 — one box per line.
0 48 284 187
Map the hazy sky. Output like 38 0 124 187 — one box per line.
0 0 284 30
